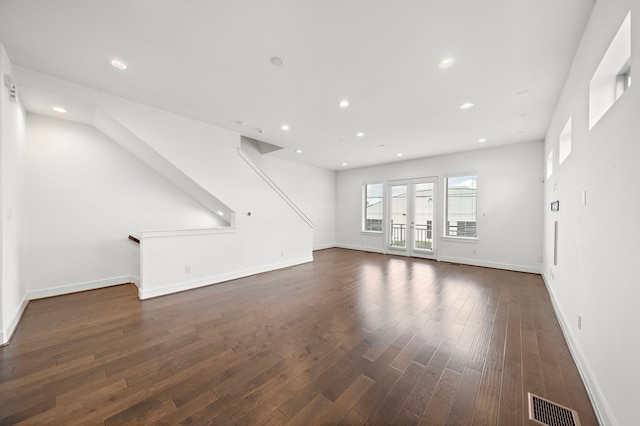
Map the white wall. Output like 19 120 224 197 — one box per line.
9 66 325 303
0 44 27 344
336 140 544 273
92 94 316 292
543 1 638 424
24 114 225 298
241 139 336 250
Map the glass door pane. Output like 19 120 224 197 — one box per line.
413 182 434 252
389 183 407 249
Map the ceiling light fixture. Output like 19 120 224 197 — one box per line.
339 99 349 108
255 128 264 133
342 162 348 166
52 106 67 113
270 56 284 67
110 59 128 70
295 149 302 154
478 138 487 143
281 124 290 131
356 132 364 137
233 120 246 127
217 211 224 216
397 153 403 157
459 102 475 110
437 57 457 69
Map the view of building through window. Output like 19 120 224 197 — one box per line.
445 175 477 237
363 183 383 231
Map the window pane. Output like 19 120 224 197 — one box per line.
389 184 407 248
363 183 383 232
446 175 477 237
414 182 434 250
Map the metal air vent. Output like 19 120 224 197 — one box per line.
528 392 581 426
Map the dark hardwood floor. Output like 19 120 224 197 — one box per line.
0 248 598 425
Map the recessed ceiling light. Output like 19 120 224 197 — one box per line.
356 132 365 137
255 128 264 133
110 59 127 70
270 56 284 67
281 124 290 131
295 149 302 154
437 57 457 69
233 120 246 126
217 211 224 216
459 102 475 110
339 99 349 108
52 106 67 113
342 162 348 166
378 144 385 148
397 153 403 157
478 138 487 143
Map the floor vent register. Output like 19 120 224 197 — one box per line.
528 393 581 426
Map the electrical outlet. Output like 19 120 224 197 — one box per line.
185 265 191 273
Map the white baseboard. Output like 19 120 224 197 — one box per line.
438 255 541 274
1 292 29 346
541 273 613 426
130 276 140 288
29 275 138 300
138 256 314 300
313 243 336 251
336 244 385 254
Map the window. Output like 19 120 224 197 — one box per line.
445 174 477 238
616 63 631 99
363 183 383 232
559 118 572 165
589 11 631 129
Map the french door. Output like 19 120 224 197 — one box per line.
387 178 437 259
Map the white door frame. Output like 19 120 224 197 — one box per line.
385 177 437 260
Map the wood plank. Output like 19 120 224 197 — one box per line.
0 249 598 425
420 368 462 425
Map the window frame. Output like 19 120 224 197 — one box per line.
362 182 384 233
443 173 478 240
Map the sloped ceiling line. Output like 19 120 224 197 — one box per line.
93 108 235 227
237 147 314 229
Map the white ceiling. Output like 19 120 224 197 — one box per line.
0 0 594 170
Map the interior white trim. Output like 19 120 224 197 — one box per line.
541 274 614 426
1 293 29 346
28 275 138 300
437 255 541 274
138 256 313 300
139 227 236 239
336 244 385 254
313 243 337 251
238 148 314 229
